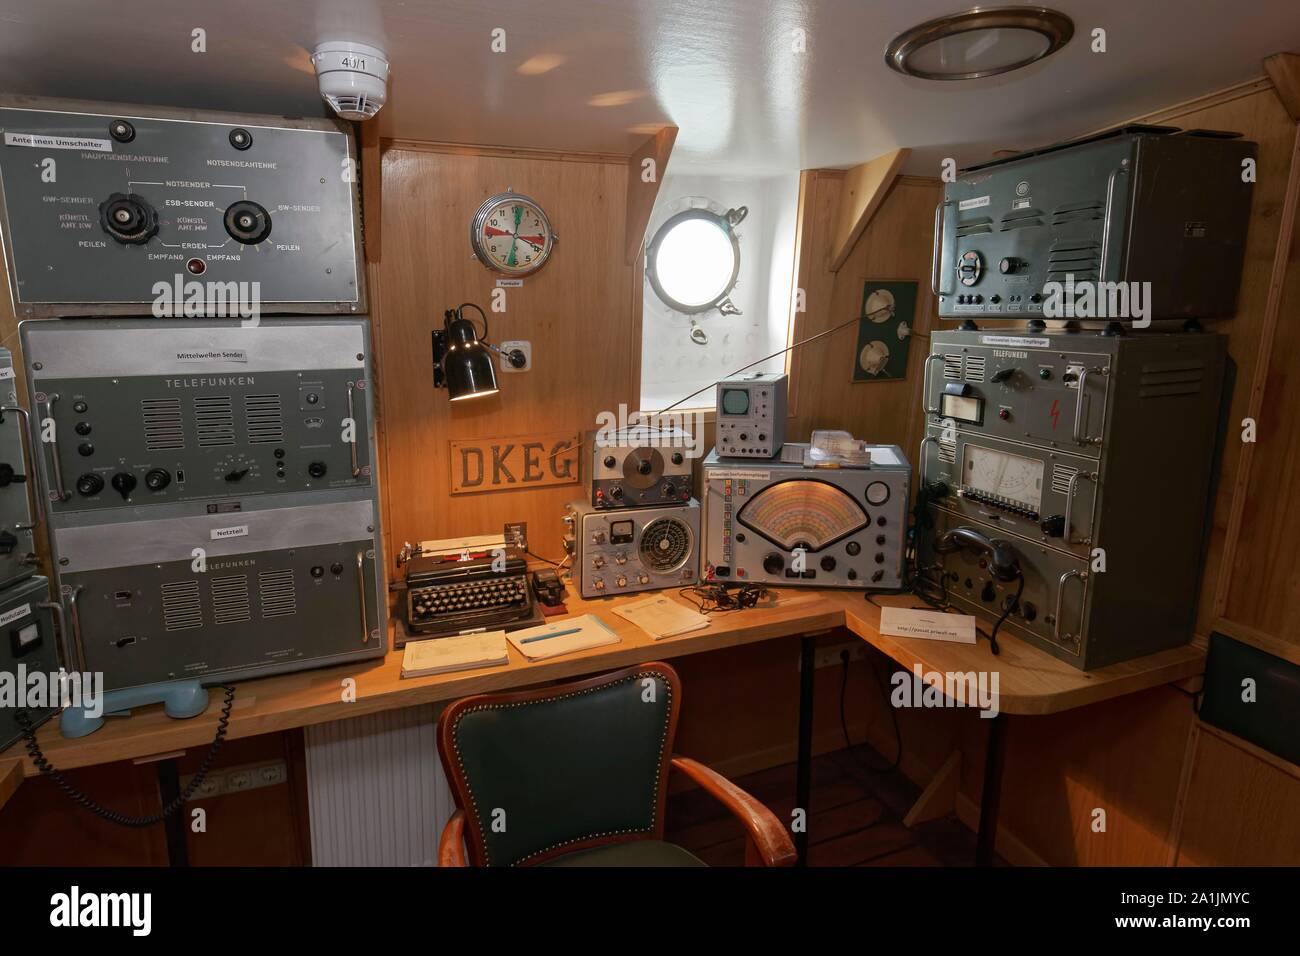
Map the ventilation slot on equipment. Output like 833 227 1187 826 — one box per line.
956 216 993 238
1047 240 1101 283
259 569 297 618
964 355 986 383
1052 463 1080 496
999 209 1044 231
142 398 185 451
943 354 963 380
1138 362 1206 399
211 575 251 625
1051 201 1104 227
161 581 203 632
194 396 236 447
244 394 284 444
938 437 957 465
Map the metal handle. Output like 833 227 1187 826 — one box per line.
355 550 371 644
55 584 86 672
1072 367 1104 445
922 353 946 415
1098 165 1128 283
1063 470 1100 545
346 382 364 478
40 393 70 501
0 405 40 533
930 200 954 297
1053 569 1087 644
918 435 938 486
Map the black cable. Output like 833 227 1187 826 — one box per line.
525 548 565 567
985 573 1025 656
16 684 236 828
455 302 490 342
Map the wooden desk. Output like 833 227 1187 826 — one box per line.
0 588 1205 864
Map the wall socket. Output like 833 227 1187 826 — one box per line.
499 339 531 372
181 759 287 801
813 641 870 669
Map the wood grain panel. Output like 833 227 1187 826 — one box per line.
373 147 636 561
1176 726 1300 866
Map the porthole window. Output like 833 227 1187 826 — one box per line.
646 204 748 317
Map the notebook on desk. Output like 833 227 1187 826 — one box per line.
400 631 509 678
506 615 620 661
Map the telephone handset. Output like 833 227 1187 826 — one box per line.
933 526 1024 654
934 526 1020 581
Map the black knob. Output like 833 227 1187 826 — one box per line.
925 481 949 499
223 199 273 244
110 472 136 500
74 421 92 436
224 467 250 482
603 456 616 468
610 486 624 500
76 473 104 497
636 458 652 476
1040 514 1066 537
845 541 861 556
820 556 836 572
308 461 327 479
77 442 95 457
762 553 785 575
0 463 25 487
991 368 1015 383
144 468 172 491
671 452 684 465
999 257 1020 274
661 482 676 498
99 193 158 245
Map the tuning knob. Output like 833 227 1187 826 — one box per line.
999 256 1021 275
1040 514 1067 538
110 472 136 500
76 473 105 497
99 193 159 245
763 553 784 575
144 468 172 491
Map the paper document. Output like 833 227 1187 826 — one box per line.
506 614 620 661
612 595 711 640
401 631 509 678
878 606 977 645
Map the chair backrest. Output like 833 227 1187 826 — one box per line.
437 662 681 866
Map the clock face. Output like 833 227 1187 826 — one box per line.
471 193 556 276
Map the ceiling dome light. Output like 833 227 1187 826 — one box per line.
885 6 1073 81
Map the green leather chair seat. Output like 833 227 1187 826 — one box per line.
540 839 706 867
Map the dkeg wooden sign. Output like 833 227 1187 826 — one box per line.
449 431 580 495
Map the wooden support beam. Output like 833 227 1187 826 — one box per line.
1265 52 1300 121
902 750 960 828
624 126 678 266
0 759 22 814
827 148 910 272
360 121 383 263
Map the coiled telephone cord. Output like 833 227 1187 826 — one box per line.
15 683 236 828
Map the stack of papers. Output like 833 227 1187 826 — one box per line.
612 596 711 640
506 615 620 661
400 631 509 678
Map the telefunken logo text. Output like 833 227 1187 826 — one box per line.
152 273 261 321
50 886 151 937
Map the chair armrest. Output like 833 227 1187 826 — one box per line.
670 756 796 867
438 809 469 867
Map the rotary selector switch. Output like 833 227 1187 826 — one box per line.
958 250 983 286
99 193 159 245
224 200 273 245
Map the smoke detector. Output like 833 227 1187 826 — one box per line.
311 40 390 120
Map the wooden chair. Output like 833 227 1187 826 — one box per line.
436 661 796 867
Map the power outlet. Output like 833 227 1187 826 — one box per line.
814 641 869 669
181 759 288 801
499 339 531 372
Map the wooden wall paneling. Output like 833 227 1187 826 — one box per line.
624 126 678 265
828 149 911 272
373 146 636 560
1264 53 1300 121
360 122 383 262
1174 725 1300 866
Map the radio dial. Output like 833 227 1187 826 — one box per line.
144 468 172 491
593 579 606 591
616 575 627 588
763 553 784 574
76 473 104 497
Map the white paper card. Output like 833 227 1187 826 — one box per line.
878 606 977 644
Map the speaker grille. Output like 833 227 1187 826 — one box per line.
964 355 986 383
259 569 297 618
1052 463 1079 495
142 398 185 451
943 353 963 380
161 580 203 631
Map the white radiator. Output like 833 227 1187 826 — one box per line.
304 705 457 867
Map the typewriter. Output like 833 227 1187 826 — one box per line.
398 542 540 645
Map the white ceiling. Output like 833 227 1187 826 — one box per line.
1 0 1297 175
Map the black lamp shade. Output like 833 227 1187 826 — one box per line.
437 316 498 401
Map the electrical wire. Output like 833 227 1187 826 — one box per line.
985 573 1025 656
455 301 490 341
17 684 236 828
